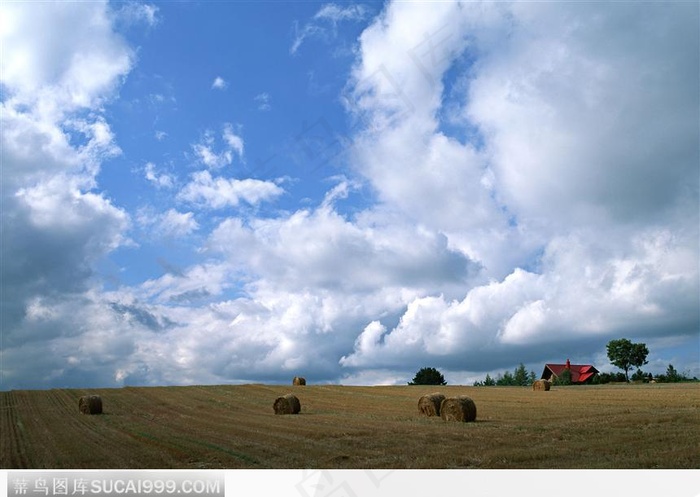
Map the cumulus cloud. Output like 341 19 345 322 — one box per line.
465 2 698 229
207 196 479 293
178 171 284 209
1 0 134 387
337 0 699 378
2 0 697 390
341 227 699 371
1 2 133 115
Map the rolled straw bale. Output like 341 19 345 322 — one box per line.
440 396 476 422
292 376 306 386
78 395 103 415
418 393 445 417
532 379 551 391
273 394 301 415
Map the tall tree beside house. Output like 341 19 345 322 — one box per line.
559 368 572 385
606 338 649 382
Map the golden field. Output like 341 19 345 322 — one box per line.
1 383 698 469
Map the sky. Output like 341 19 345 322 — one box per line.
1 0 698 390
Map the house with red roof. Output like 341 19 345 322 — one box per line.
541 359 599 384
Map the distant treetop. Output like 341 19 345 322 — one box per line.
408 367 447 385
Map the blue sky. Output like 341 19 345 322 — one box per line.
1 1 698 390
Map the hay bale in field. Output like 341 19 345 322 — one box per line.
532 379 551 391
418 393 445 417
273 394 301 415
292 376 306 386
440 396 476 422
78 395 103 415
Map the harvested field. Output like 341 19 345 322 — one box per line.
1 383 698 469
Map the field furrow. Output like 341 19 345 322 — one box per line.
1 391 31 468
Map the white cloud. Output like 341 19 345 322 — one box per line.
465 1 699 229
2 0 697 390
291 3 369 55
207 189 479 294
112 1 160 28
0 1 133 117
192 124 244 169
139 264 225 302
0 0 134 388
211 76 228 90
336 0 699 378
15 178 128 244
254 92 271 111
158 210 199 238
340 226 698 372
315 3 368 24
144 162 175 189
178 170 284 209
137 208 199 238
193 143 228 169
222 123 244 159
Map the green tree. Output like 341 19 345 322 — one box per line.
606 338 649 382
483 373 496 386
631 369 647 382
408 367 447 385
496 371 515 386
513 363 530 386
528 371 537 384
664 364 684 383
554 368 572 385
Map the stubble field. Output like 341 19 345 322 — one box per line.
1 383 698 469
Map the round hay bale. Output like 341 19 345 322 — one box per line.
418 393 445 417
532 379 551 391
78 395 103 415
440 396 476 422
273 394 301 415
292 376 306 386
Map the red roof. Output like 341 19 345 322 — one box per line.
542 363 599 383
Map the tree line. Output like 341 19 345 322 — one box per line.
408 338 696 386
